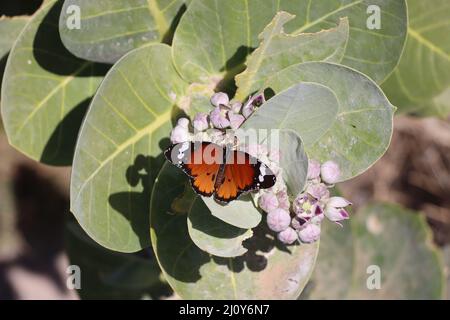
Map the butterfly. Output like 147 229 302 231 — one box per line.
164 141 276 203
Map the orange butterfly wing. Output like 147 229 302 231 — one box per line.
165 142 223 197
214 151 275 203
165 143 276 203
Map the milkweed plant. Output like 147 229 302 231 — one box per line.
1 0 448 299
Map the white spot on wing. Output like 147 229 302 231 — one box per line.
177 142 190 160
259 165 267 182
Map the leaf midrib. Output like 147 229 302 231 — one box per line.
14 61 92 136
293 0 363 34
408 28 450 62
147 0 169 38
72 108 172 204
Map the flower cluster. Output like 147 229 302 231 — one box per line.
170 92 265 145
259 159 352 245
168 91 352 246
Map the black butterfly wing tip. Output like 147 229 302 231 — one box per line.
164 145 173 161
260 174 276 189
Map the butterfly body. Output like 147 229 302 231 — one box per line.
164 141 276 203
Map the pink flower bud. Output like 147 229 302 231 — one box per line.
266 208 291 232
276 190 290 211
228 113 245 129
258 192 279 213
210 92 229 107
193 112 209 131
242 102 255 118
277 227 298 244
177 117 189 128
210 106 230 129
321 160 341 184
306 183 330 200
170 119 190 143
231 102 242 113
307 159 321 180
298 223 321 243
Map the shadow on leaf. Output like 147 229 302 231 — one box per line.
108 138 170 249
40 97 90 165
33 0 110 76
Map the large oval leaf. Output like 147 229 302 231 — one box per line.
172 0 406 86
202 196 261 229
242 82 339 147
235 12 349 100
1 0 108 165
70 43 188 252
59 0 189 63
188 194 253 258
382 0 450 118
302 203 444 299
0 16 29 59
151 162 319 299
266 62 395 181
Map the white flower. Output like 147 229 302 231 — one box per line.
324 196 351 224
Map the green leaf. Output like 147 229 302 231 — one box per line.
278 130 308 197
302 203 444 299
235 12 349 100
65 220 167 299
382 0 450 118
243 83 339 147
443 245 450 299
0 16 29 59
202 196 261 229
151 162 319 299
266 62 395 181
1 0 108 165
188 196 253 258
172 0 407 87
59 0 189 63
70 43 188 252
